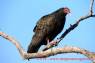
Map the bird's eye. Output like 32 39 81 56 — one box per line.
64 9 70 14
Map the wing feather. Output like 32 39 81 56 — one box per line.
33 15 55 34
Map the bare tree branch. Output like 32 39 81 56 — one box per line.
0 0 95 63
89 0 94 15
0 32 95 63
0 32 26 59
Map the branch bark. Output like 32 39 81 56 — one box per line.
0 32 95 63
0 0 95 63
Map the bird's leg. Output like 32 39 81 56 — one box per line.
46 37 57 46
43 38 50 51
43 38 59 51
46 37 50 45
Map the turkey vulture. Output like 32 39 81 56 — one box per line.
27 7 70 53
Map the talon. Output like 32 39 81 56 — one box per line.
50 41 57 46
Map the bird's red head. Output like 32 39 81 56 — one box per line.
63 7 70 14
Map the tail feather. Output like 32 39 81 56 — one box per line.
27 33 45 53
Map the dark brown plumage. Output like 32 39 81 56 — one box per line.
27 7 70 53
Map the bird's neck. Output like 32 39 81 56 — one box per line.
55 12 66 20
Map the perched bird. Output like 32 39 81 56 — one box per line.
27 7 70 53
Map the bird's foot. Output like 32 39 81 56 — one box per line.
46 38 58 46
49 40 58 46
43 39 60 51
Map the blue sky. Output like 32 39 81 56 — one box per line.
0 0 95 63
